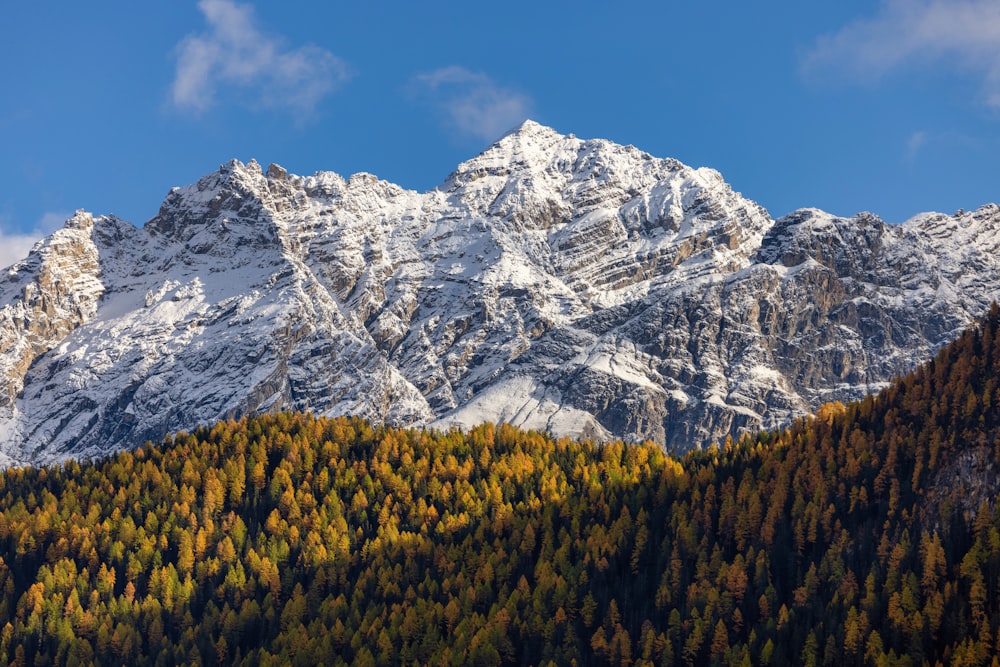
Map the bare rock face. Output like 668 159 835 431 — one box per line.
2 122 999 464
0 212 108 405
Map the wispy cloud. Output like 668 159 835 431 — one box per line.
905 130 928 161
0 233 44 269
171 0 352 117
409 66 533 141
803 0 1000 106
0 212 68 270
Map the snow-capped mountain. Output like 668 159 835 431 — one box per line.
2 121 999 464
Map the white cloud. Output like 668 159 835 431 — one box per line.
410 66 533 141
0 212 68 269
803 0 1000 106
172 0 351 117
0 233 43 270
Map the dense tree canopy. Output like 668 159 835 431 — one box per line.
0 304 999 665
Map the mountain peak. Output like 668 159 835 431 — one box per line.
474 119 576 166
62 210 94 231
142 158 280 244
3 128 1000 465
498 119 565 141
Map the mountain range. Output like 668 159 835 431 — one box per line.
2 120 999 465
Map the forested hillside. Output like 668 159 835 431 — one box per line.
0 305 999 665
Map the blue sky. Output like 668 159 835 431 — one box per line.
2 1 999 267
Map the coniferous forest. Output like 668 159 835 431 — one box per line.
1 304 1000 665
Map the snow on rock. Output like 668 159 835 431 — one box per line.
2 123 1000 464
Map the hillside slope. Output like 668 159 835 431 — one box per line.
0 305 998 664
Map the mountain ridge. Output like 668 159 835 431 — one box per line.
2 121 999 464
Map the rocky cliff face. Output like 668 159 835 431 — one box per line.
2 121 999 464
